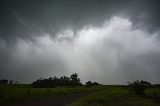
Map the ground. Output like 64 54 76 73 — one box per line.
1 86 160 106
2 92 90 106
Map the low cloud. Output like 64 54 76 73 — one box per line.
1 16 160 84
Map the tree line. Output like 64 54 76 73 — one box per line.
0 73 101 88
0 79 17 85
32 73 82 88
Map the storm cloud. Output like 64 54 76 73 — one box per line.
0 0 160 84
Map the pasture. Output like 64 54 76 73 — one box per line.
1 85 160 106
69 86 160 106
0 85 104 104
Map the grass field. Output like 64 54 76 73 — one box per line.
68 86 160 106
1 85 160 106
0 85 105 103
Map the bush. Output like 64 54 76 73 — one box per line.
128 80 151 95
31 73 82 88
85 81 100 87
92 82 100 86
85 81 92 87
0 79 8 84
32 78 55 88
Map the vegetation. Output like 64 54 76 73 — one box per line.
128 80 151 95
32 73 82 88
69 86 160 106
0 85 104 103
0 79 8 84
85 81 100 87
1 75 160 106
85 81 93 87
0 73 103 104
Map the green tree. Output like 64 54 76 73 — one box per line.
128 80 151 95
85 81 92 87
70 73 81 86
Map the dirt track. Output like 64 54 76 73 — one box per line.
2 92 89 106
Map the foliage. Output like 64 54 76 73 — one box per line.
9 80 13 85
32 78 55 88
70 73 81 86
92 82 100 86
31 73 82 88
128 80 151 95
85 81 100 87
0 79 8 84
85 81 92 87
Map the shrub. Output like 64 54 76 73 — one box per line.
31 73 82 88
85 81 92 87
128 80 151 95
0 79 8 84
92 82 100 86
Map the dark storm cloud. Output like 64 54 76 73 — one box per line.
0 0 160 84
1 0 160 42
122 0 160 32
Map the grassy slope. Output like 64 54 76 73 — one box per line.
0 85 105 103
69 87 160 106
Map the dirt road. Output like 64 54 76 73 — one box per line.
2 92 89 106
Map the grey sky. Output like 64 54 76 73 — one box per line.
0 0 160 84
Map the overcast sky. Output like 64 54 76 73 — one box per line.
0 0 160 84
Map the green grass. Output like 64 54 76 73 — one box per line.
69 87 160 106
1 85 160 105
145 88 160 97
0 85 105 103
